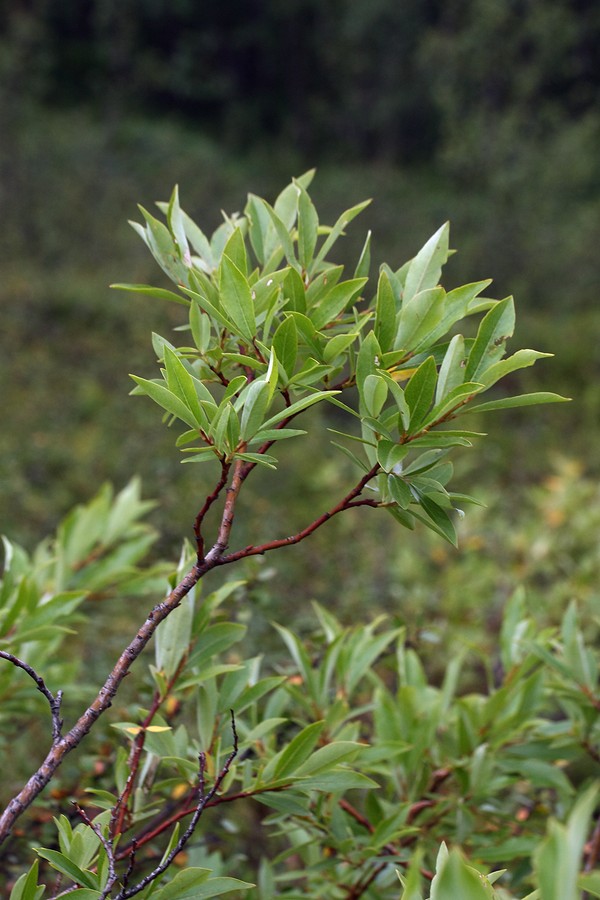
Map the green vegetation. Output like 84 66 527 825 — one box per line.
3 176 598 899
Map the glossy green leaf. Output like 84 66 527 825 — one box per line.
272 316 298 378
129 376 201 429
219 255 256 343
403 222 449 302
435 334 466 405
354 229 372 279
261 721 325 783
323 332 359 364
36 849 98 890
296 180 319 269
311 277 368 330
404 356 437 432
395 287 445 352
153 869 254 899
240 380 271 441
430 848 496 899
110 283 190 306
465 297 515 381
477 349 553 389
260 390 338 429
375 269 396 351
362 374 388 417
467 392 569 414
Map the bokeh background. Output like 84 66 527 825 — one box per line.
2 0 600 639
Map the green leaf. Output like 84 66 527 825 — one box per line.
272 316 298 379
296 180 319 269
129 376 201 430
435 334 466 405
395 287 445 353
9 861 44 900
421 382 484 428
415 494 457 546
465 297 515 381
222 225 248 275
354 229 372 279
323 332 359 364
467 392 569 414
477 349 553 389
362 374 388 417
260 391 339 429
266 721 325 781
376 440 408 472
166 184 191 263
388 475 413 508
262 200 301 273
239 380 272 441
404 356 437 432
219 255 256 343
534 786 598 900
294 741 366 776
430 848 496 900
311 278 368 330
313 199 371 268
403 222 449 302
110 283 190 307
153 869 254 899
163 347 203 420
36 849 98 890
374 269 396 352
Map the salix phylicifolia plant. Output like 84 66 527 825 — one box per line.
1 172 570 898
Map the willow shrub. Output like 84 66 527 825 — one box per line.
4 174 598 900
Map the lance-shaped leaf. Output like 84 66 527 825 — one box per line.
361 373 388 417
465 297 515 381
477 349 554 389
272 316 298 378
420 279 492 351
222 225 248 275
323 332 359 364
274 168 315 230
189 301 212 353
263 721 325 781
356 331 382 398
377 440 408 472
435 334 467 405
245 192 272 264
404 356 437 432
296 179 319 270
260 390 339 429
130 376 202 430
413 494 458 546
313 198 371 269
185 291 237 334
467 392 569 414
152 869 255 900
421 381 484 429
374 269 396 352
262 199 302 273
283 267 307 313
163 347 204 422
354 229 372 279
137 205 189 285
166 184 191 264
239 379 271 441
311 277 368 330
394 287 445 352
219 254 256 343
380 371 411 431
403 222 449 302
110 283 190 307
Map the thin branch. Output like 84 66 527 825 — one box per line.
215 464 380 565
115 711 239 900
193 459 231 562
73 802 118 899
0 651 63 744
116 782 290 860
110 654 188 838
0 562 206 845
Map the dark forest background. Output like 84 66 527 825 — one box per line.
1 0 600 627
